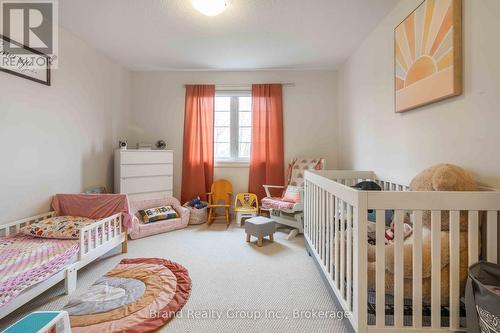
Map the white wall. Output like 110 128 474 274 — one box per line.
0 28 131 224
129 70 338 198
338 0 500 188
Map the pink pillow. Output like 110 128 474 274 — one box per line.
282 186 302 203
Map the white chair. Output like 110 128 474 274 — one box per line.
261 158 325 239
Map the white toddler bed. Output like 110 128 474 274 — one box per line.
0 211 127 320
304 170 499 333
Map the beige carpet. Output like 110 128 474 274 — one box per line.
0 223 350 333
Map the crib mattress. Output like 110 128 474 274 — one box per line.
0 234 79 309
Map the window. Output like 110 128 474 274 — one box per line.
214 92 252 162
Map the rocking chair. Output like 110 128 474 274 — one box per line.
261 158 325 239
207 179 233 226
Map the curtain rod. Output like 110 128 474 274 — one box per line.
183 83 295 87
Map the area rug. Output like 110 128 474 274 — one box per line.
63 258 191 333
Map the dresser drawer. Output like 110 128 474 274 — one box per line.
120 151 173 165
128 191 174 201
121 164 173 178
121 175 173 194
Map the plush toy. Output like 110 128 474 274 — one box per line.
187 197 208 209
367 164 478 305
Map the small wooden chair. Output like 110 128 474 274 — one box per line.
234 192 258 225
207 179 233 226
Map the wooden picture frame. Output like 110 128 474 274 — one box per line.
0 34 51 86
394 0 462 113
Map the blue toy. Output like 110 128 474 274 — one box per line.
187 197 208 209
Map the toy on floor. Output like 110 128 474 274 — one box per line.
367 164 478 305
234 193 258 225
186 196 208 209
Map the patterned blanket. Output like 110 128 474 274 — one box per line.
0 234 79 308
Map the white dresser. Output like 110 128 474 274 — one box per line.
114 149 174 200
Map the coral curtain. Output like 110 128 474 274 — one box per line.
248 84 285 200
181 85 215 203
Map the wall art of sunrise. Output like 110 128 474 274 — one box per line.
395 0 462 113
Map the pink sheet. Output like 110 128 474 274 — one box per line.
51 194 133 229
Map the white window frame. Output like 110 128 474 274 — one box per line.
214 91 252 166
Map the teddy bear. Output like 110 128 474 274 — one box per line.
367 164 478 305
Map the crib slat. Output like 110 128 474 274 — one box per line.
106 221 111 242
307 181 313 235
330 194 335 276
347 204 353 310
308 182 312 236
116 217 121 237
312 184 316 248
308 182 312 237
315 185 319 251
326 193 331 271
319 188 324 260
308 182 311 236
468 211 479 265
449 211 460 330
322 189 326 264
487 211 498 263
334 196 340 288
79 231 85 259
393 210 404 328
323 189 327 265
85 230 90 254
303 181 307 235
412 210 423 328
93 226 97 249
375 209 385 327
340 200 345 298
307 182 311 236
98 225 102 245
319 188 323 259
431 211 441 329
323 191 328 268
317 185 321 253
304 179 309 236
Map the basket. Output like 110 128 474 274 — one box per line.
183 202 208 225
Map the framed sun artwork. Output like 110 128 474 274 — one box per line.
395 0 462 113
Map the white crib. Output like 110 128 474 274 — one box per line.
304 170 499 333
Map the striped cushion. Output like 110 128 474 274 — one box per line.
261 197 295 210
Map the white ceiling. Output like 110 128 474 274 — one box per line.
59 0 398 71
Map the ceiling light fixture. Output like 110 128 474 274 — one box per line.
192 0 228 17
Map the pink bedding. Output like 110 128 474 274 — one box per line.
0 234 79 309
51 194 133 229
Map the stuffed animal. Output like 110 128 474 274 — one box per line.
367 164 478 305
